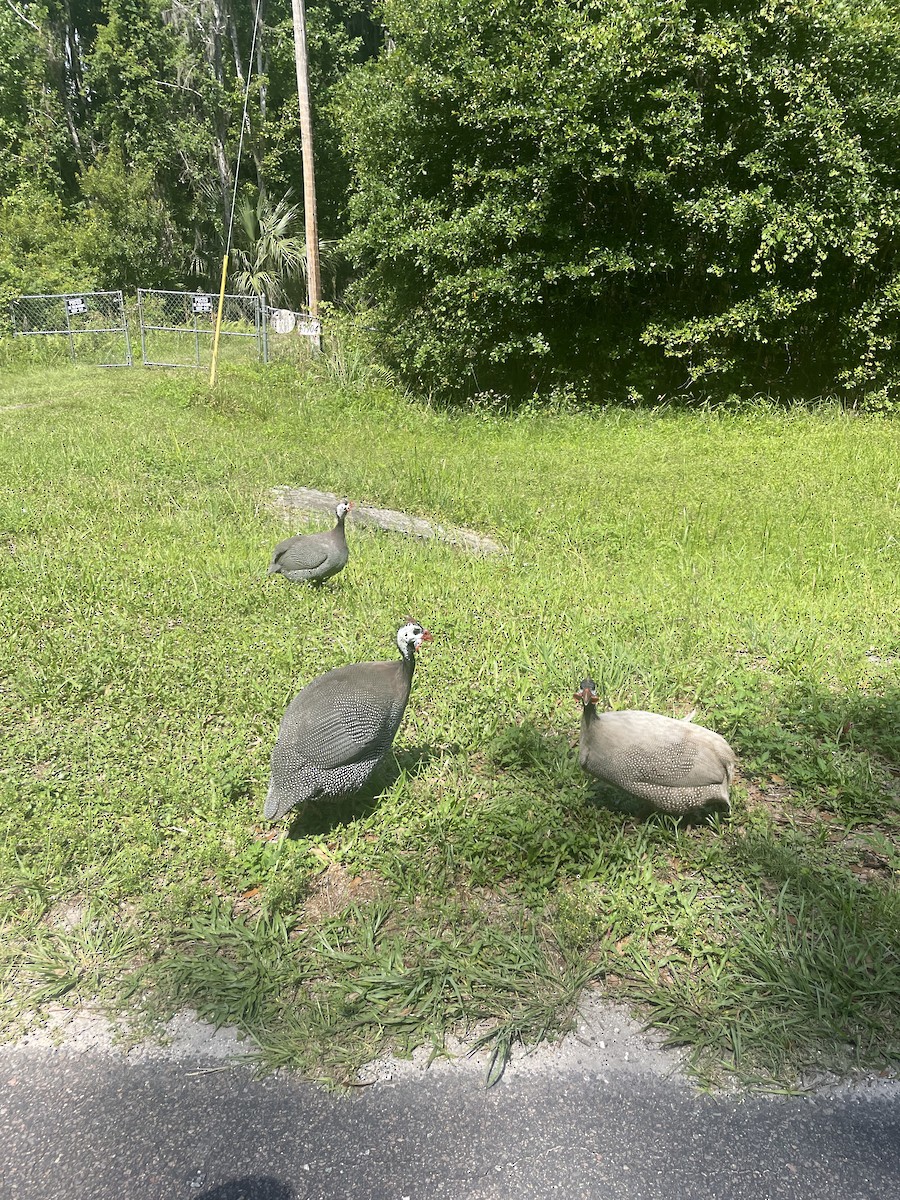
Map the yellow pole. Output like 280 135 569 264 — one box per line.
209 253 229 386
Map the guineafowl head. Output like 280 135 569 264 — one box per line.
396 620 432 660
264 742 319 821
574 678 600 707
336 498 353 521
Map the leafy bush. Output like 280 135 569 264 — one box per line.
75 147 188 290
338 0 900 407
0 185 98 322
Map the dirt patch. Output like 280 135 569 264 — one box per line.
740 768 801 826
302 863 385 922
353 988 692 1087
739 769 897 884
44 898 89 930
12 1005 249 1062
841 836 897 884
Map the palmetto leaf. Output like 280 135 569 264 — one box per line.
230 191 342 308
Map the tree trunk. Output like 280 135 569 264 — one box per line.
225 0 266 197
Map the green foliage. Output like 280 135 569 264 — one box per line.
0 184 98 317
230 190 344 308
338 0 900 406
0 5 41 193
86 0 189 164
232 192 306 308
263 1 376 241
75 147 188 288
0 1 377 299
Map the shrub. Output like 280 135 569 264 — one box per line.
0 185 98 323
337 0 900 407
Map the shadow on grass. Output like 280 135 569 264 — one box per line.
164 701 896 1091
284 744 452 838
486 718 728 827
477 712 898 1084
791 678 900 756
721 677 900 825
484 720 577 781
716 823 900 1080
583 780 728 827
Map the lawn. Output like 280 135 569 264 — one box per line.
0 351 898 1089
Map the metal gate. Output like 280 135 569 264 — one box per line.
137 289 268 367
9 291 132 366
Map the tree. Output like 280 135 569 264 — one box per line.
0 0 378 296
0 184 97 313
230 190 343 308
230 191 306 307
337 0 900 407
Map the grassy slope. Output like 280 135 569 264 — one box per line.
0 361 898 1087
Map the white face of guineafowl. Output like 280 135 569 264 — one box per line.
336 498 353 520
396 621 432 659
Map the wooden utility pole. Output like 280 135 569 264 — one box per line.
290 0 322 321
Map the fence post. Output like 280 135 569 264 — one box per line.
137 291 147 366
121 292 133 366
63 298 76 363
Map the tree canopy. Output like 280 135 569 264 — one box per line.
3 0 900 406
337 0 900 407
0 0 372 308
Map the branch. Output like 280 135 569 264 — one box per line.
153 79 204 100
3 0 40 31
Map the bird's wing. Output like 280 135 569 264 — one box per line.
277 665 407 771
635 732 731 787
270 534 329 572
602 713 731 787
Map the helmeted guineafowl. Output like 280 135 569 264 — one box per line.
268 498 352 584
264 620 433 821
574 678 735 815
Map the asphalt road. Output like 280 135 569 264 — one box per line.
1 1042 898 1200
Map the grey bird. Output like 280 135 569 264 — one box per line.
264 620 433 821
574 678 735 815
268 498 353 584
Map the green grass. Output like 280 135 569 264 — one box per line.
0 353 898 1088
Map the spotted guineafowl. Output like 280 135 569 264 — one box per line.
265 621 432 821
574 678 735 815
268 498 352 584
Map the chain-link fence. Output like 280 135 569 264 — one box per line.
5 289 323 370
9 291 132 366
137 289 268 367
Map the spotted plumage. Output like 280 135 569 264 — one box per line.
264 622 432 821
574 678 735 815
268 498 352 584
